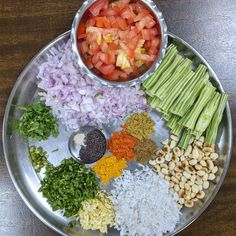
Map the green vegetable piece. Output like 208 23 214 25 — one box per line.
170 65 208 116
178 129 192 149
16 101 59 141
143 45 177 90
178 82 216 130
39 158 100 217
153 58 192 100
147 54 184 97
205 93 229 145
194 92 221 138
28 146 48 173
158 70 195 112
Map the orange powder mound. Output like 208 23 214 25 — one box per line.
108 131 138 161
92 155 127 184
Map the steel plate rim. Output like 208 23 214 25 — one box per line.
2 30 233 236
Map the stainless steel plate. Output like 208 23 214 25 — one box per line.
2 31 233 236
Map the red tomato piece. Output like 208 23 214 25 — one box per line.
96 17 105 27
99 52 109 64
109 16 119 28
136 20 146 32
89 41 100 54
100 8 119 16
128 29 137 39
86 31 99 44
79 41 88 54
86 17 96 27
150 27 159 37
106 69 121 80
127 35 139 50
109 42 119 50
77 22 86 39
121 6 135 21
149 47 158 55
108 51 116 64
118 30 128 40
95 60 103 70
135 54 156 61
145 16 156 29
142 29 152 40
134 12 153 22
99 64 115 75
151 38 161 48
85 57 94 69
92 53 100 64
89 0 108 16
103 17 111 28
117 17 128 30
100 40 108 52
134 2 147 14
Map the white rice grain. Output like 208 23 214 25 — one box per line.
110 165 180 236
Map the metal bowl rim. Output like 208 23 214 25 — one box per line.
71 0 168 87
2 30 233 236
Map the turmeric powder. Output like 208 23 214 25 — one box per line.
92 156 127 184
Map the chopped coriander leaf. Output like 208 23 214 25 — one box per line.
39 158 100 217
16 101 59 141
51 148 59 153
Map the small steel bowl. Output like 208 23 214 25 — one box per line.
71 0 168 87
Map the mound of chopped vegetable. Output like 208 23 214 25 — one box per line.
39 158 100 217
77 0 161 81
78 192 115 233
16 101 58 141
38 40 148 129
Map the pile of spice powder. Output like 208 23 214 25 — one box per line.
78 192 115 233
135 139 158 164
92 156 127 184
124 112 155 140
108 131 138 161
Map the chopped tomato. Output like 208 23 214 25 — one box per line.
142 29 152 40
94 60 103 70
100 40 108 52
109 42 119 50
108 51 116 64
106 69 121 80
100 8 119 16
89 0 108 16
80 41 88 54
135 54 156 61
86 17 96 27
78 0 161 82
127 35 139 50
77 22 86 39
99 64 115 75
134 12 153 22
96 17 105 27
85 57 94 69
99 52 109 64
92 53 100 64
103 17 111 28
89 41 100 54
151 38 161 48
109 16 120 28
121 6 135 21
117 17 128 30
150 27 159 36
